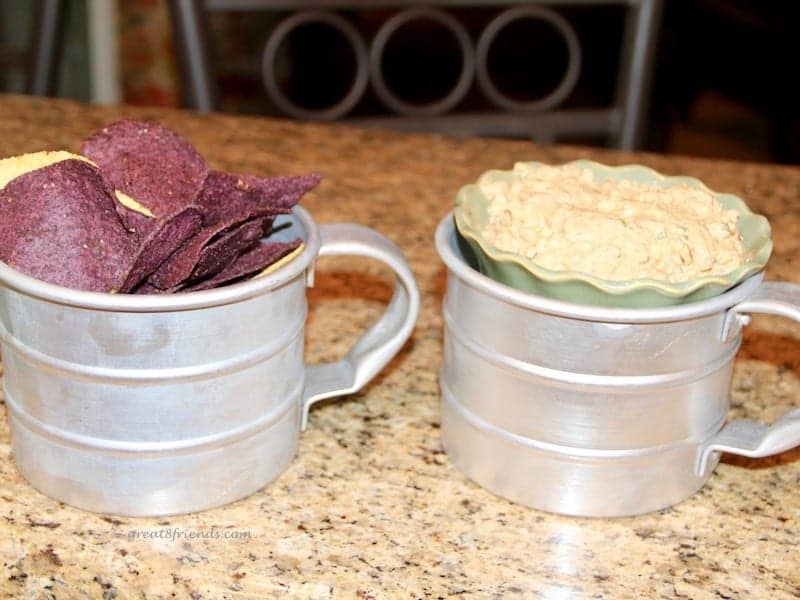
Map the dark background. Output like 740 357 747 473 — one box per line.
207 1 799 163
1 0 798 164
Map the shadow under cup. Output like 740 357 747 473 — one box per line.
435 213 800 517
0 207 419 516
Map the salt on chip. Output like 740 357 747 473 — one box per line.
81 119 208 222
0 160 137 292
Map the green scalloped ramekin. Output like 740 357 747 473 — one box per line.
454 160 773 308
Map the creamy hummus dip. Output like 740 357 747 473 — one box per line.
478 163 746 283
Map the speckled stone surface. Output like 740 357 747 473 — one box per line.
0 95 798 599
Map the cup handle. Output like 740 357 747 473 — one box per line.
697 281 800 475
300 223 420 430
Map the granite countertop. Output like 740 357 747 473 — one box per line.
0 95 798 598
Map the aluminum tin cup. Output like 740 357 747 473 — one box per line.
0 207 419 516
436 213 800 517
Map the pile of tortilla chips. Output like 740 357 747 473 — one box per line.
0 120 319 293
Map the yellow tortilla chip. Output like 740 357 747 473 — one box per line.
0 151 94 190
0 150 154 219
115 191 155 218
253 243 305 278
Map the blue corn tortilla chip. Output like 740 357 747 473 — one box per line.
181 239 302 292
196 171 321 227
81 119 208 221
120 206 203 292
0 160 137 292
146 215 267 290
144 169 319 290
1 120 316 294
190 216 271 282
